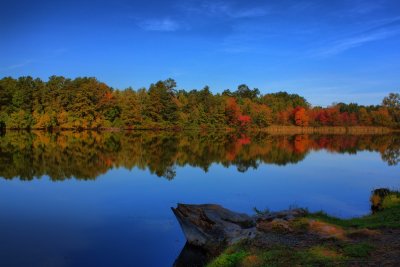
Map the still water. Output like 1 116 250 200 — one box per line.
0 131 399 266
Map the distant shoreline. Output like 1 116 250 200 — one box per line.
1 77 399 133
1 126 399 134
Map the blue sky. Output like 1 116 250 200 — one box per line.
1 0 399 106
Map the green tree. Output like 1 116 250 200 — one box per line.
382 93 400 127
12 76 35 113
119 88 142 127
6 110 33 129
235 84 260 100
147 79 178 125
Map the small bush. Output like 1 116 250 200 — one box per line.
207 251 247 267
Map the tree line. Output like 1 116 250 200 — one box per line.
0 131 398 181
0 76 399 130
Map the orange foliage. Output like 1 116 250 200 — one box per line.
294 107 309 126
225 97 241 125
225 97 252 128
277 110 292 125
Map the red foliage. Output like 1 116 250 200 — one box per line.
316 110 329 125
225 97 252 128
327 107 342 126
349 113 358 126
341 112 350 125
238 115 251 127
237 134 251 145
225 97 241 125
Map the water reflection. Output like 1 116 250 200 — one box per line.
0 131 399 181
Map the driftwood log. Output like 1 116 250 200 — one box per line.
172 203 307 250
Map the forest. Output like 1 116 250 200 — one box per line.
0 76 399 130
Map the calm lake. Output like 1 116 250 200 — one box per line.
0 131 399 267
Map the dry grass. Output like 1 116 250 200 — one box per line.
260 126 393 135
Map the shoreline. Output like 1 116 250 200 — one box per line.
1 126 398 134
258 125 397 135
173 189 400 267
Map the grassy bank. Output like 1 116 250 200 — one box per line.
207 242 376 267
206 190 400 267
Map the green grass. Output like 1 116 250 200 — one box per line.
207 244 346 267
307 192 400 229
382 193 400 209
342 243 375 258
207 250 248 267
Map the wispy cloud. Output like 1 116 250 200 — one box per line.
1 60 33 71
312 17 400 57
317 30 399 57
138 18 180 32
360 16 400 32
230 7 267 19
182 1 268 19
288 1 320 12
219 30 270 54
348 0 386 14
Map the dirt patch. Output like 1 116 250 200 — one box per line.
358 229 400 266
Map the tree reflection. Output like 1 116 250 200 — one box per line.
0 131 398 181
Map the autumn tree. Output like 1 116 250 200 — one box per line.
225 97 242 126
358 108 371 126
0 75 397 130
371 108 392 127
242 98 272 127
293 107 309 126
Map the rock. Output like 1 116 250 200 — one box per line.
172 204 256 249
256 208 308 222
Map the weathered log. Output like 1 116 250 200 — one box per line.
172 203 307 250
172 204 256 249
